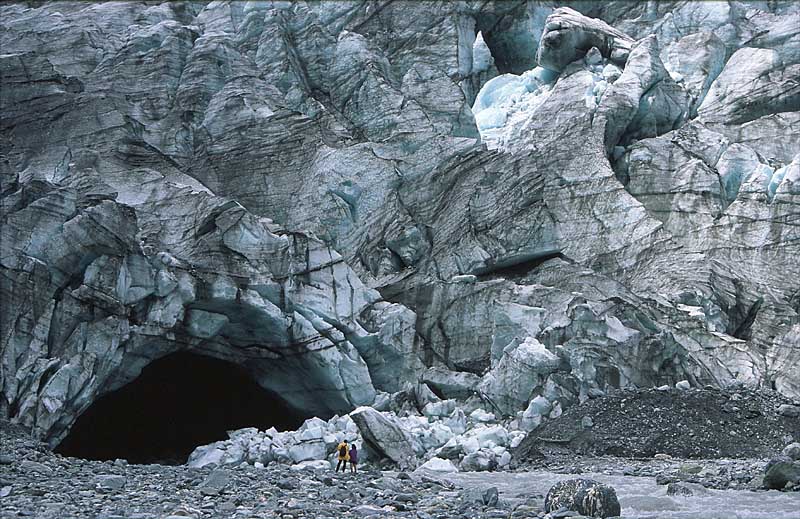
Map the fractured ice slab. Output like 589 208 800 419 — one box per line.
471 67 557 149
768 165 789 201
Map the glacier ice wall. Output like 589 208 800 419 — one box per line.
1 0 799 445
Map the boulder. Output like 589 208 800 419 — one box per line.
350 407 417 470
186 445 227 468
498 449 512 467
435 438 463 460
536 7 634 72
461 485 499 506
764 456 800 490
461 436 481 455
413 421 454 453
544 478 621 518
782 442 800 461
445 408 468 435
413 381 441 410
460 450 497 472
198 469 230 496
469 408 496 423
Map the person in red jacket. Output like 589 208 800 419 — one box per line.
348 443 359 474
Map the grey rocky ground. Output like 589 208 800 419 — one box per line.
0 417 525 519
2 417 798 519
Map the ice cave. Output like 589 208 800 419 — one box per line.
54 352 303 464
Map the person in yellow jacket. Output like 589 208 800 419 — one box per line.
335 439 350 473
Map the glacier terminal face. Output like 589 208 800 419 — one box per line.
1 0 799 449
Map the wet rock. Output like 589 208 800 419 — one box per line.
778 405 800 418
544 479 621 518
764 456 800 490
666 481 708 496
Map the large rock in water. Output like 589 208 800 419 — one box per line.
1 1 799 448
545 479 621 518
764 456 800 490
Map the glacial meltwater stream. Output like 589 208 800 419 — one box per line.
444 471 800 519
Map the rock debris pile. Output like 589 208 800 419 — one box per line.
516 386 800 461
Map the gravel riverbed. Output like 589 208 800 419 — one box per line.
2 418 798 519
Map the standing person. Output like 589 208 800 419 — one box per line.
349 443 358 474
335 439 349 473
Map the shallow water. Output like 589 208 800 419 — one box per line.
444 471 800 519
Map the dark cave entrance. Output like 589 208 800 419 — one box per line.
55 352 304 465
